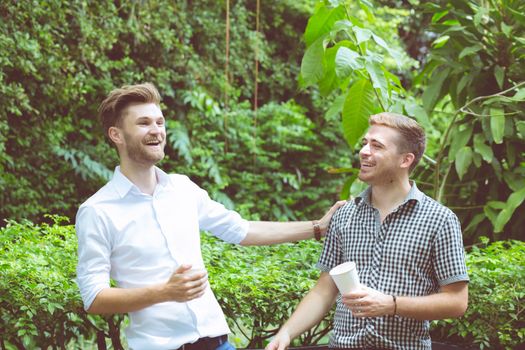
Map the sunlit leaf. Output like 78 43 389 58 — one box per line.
473 134 494 163
494 66 505 89
432 35 450 48
342 79 378 149
458 44 483 59
304 4 346 46
490 108 505 144
455 146 473 180
301 36 325 86
335 47 363 79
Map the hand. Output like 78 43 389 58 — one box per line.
265 330 291 350
341 285 395 318
162 264 208 302
318 200 347 235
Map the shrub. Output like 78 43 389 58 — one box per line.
201 234 332 349
431 238 525 350
2 220 523 350
0 217 125 350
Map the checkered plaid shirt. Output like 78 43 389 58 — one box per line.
317 182 469 350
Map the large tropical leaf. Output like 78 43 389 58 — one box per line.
304 4 346 47
301 36 325 86
342 79 378 149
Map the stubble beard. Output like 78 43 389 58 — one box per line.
126 139 166 166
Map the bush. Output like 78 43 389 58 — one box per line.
431 238 525 350
2 220 523 349
0 217 126 350
202 234 332 348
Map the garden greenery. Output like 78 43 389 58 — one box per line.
1 219 523 349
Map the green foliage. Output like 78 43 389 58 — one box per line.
202 234 331 349
432 238 525 350
0 217 126 350
0 0 344 225
3 220 523 350
414 0 525 241
299 0 420 197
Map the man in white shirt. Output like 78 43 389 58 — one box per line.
76 83 344 350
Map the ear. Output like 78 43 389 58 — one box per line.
108 126 124 145
399 152 415 170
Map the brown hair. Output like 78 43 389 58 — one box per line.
369 112 426 172
98 83 161 143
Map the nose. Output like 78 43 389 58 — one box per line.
359 143 371 158
150 123 164 134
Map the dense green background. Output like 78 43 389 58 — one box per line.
1 0 524 349
1 0 524 243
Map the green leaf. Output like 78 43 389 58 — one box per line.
494 187 525 233
516 120 525 137
335 47 363 79
301 36 325 86
501 22 512 37
490 108 505 144
494 66 505 89
365 61 388 102
342 79 378 149
512 88 525 101
304 4 346 47
457 72 474 94
422 67 450 113
325 94 346 121
473 134 493 162
448 126 473 161
455 146 473 180
432 35 450 48
458 44 483 59
404 100 431 129
353 26 373 44
319 45 339 96
432 10 449 23
340 174 358 200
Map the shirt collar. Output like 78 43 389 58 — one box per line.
355 181 424 207
111 166 170 198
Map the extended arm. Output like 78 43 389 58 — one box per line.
266 272 338 350
240 201 346 246
342 281 468 321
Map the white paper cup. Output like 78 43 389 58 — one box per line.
329 261 360 294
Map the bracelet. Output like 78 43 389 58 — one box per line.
392 295 397 316
312 220 321 241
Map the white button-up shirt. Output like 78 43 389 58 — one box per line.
76 166 249 350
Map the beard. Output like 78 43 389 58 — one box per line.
124 136 166 165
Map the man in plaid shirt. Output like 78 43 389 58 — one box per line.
267 113 469 350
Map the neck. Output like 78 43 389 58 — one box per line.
119 161 157 195
370 177 412 211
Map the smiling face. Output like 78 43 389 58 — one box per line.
109 103 166 167
358 124 413 186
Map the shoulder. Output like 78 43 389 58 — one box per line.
78 182 116 209
166 173 203 191
419 193 457 219
331 199 359 225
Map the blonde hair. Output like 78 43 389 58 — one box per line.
98 83 161 143
369 112 426 172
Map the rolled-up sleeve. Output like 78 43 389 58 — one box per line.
75 205 112 310
432 212 469 286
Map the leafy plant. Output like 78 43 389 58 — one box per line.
431 238 525 350
299 0 425 195
0 216 126 350
202 234 332 349
415 0 525 241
